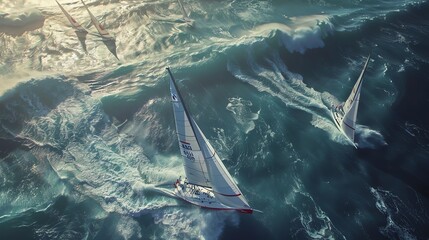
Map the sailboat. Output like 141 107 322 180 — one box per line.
81 0 114 40
55 0 87 33
331 55 371 148
176 0 194 26
167 68 253 214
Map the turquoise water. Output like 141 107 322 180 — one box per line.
1 0 429 239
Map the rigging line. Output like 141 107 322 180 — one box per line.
167 67 210 181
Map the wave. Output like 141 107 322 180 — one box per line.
284 160 346 239
0 8 44 36
227 49 351 145
370 187 429 239
0 73 244 239
226 97 259 134
355 125 388 149
1 1 429 239
0 149 67 223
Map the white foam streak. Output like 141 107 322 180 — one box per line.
370 187 419 240
226 97 259 134
228 51 351 145
285 176 346 239
152 209 238 240
0 76 245 239
355 125 388 149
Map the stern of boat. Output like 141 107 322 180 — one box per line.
172 178 254 212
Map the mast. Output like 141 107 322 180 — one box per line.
340 55 370 143
167 68 251 211
167 68 211 188
81 0 114 39
177 0 188 18
55 0 87 33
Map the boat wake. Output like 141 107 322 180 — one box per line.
355 125 388 149
2 0 429 239
227 50 344 144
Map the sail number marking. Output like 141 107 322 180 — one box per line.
183 150 195 161
181 143 192 150
181 143 195 161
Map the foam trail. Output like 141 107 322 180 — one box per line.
0 75 250 239
370 187 424 239
228 50 349 145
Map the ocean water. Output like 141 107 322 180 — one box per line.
1 0 429 239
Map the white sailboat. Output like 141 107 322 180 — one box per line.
331 55 371 148
176 0 194 26
55 0 87 33
81 0 114 40
167 68 253 214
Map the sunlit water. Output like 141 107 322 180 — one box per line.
1 0 429 239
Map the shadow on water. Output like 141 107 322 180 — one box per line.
101 38 119 60
75 31 88 52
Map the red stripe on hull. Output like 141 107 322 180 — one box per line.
219 193 241 197
175 192 253 214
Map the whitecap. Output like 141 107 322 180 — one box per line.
226 97 259 134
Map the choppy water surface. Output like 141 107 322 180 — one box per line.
1 0 429 239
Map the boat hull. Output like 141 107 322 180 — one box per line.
173 180 253 214
330 107 357 148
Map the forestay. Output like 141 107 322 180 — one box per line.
55 0 87 33
192 121 251 209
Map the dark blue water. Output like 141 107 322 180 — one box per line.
1 0 429 239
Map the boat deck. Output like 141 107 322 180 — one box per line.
173 179 233 210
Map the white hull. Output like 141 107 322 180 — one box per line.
167 68 253 214
173 179 253 213
331 107 357 148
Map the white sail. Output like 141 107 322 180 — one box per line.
55 0 87 33
341 55 370 142
81 0 113 39
333 55 370 145
192 121 251 209
168 69 211 188
167 68 251 211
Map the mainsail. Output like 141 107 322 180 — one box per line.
168 69 211 188
337 55 371 143
167 68 251 211
55 0 87 33
81 0 114 39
